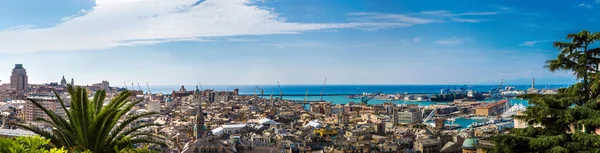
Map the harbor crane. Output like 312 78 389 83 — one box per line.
255 86 264 98
137 83 143 91
361 91 382 105
277 81 283 101
146 82 152 100
254 88 258 98
304 88 309 104
320 78 327 101
500 79 504 90
124 82 127 90
198 82 204 91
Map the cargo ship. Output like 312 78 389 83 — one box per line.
430 86 484 102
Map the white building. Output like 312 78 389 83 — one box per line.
211 124 248 136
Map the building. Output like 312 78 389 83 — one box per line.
513 111 542 129
101 81 110 91
397 110 422 124
172 85 193 99
60 76 67 86
415 138 441 153
25 94 64 123
461 128 494 153
10 64 28 92
435 118 445 130
475 100 508 117
194 89 205 139
148 100 160 112
233 88 239 96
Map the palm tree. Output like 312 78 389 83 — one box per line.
13 85 166 152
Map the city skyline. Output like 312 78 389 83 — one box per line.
0 0 594 85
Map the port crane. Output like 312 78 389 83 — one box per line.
320 78 327 101
123 82 127 90
304 88 308 104
146 82 153 100
198 82 204 91
137 83 143 92
361 91 382 105
255 86 264 98
500 79 504 90
277 81 283 101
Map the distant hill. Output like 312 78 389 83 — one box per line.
479 77 577 85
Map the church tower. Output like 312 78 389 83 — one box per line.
60 76 67 86
194 86 205 139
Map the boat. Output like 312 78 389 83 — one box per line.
430 86 484 102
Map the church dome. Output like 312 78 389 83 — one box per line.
462 138 478 149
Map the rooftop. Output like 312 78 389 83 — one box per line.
478 100 508 109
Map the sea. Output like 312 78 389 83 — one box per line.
148 84 568 106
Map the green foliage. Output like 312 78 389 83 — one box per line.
492 30 600 152
0 136 68 153
11 85 166 153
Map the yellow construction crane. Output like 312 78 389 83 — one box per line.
304 88 308 104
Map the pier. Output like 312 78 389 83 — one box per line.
289 100 326 104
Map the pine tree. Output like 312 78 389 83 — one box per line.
492 30 600 152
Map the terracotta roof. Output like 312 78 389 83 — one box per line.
478 100 507 109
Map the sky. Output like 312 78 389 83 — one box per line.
0 0 595 85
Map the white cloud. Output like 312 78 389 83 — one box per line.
524 24 538 28
420 10 499 17
597 0 600 3
519 40 552 47
400 39 411 46
578 3 593 9
413 37 420 43
0 0 414 53
449 18 482 23
435 37 471 46
226 38 257 42
347 10 498 28
348 12 436 24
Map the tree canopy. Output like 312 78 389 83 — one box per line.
492 30 600 152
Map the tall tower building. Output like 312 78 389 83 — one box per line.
10 64 28 92
71 78 74 86
194 87 205 139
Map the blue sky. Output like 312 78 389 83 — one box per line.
0 0 595 85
